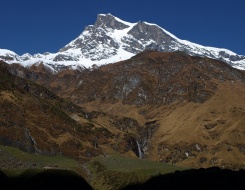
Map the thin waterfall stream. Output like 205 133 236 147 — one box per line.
136 140 143 159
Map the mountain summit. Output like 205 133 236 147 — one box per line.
0 13 245 71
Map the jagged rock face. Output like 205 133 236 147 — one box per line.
125 22 177 53
94 14 129 30
0 13 245 70
59 14 129 61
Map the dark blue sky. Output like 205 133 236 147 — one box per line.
1 0 244 55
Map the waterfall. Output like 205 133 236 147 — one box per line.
136 140 143 159
25 128 40 153
25 128 36 145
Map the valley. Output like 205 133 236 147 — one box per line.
0 13 245 190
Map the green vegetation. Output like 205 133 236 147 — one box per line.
0 146 187 190
93 154 184 174
0 145 80 177
86 154 187 190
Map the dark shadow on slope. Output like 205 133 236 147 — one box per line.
0 171 8 188
0 169 93 190
122 167 245 190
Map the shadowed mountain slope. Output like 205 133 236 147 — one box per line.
0 61 102 160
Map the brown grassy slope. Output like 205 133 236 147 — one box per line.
77 51 245 169
147 81 245 168
80 81 245 169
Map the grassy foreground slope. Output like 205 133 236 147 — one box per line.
0 145 186 190
0 145 81 177
86 154 186 190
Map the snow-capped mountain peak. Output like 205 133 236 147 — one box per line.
95 13 135 29
0 49 22 62
1 13 245 71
